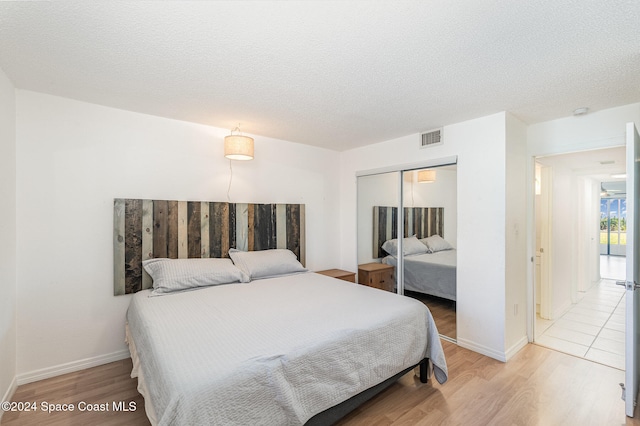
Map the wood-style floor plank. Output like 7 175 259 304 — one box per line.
406 291 456 340
1 359 149 426
339 342 640 426
3 343 639 425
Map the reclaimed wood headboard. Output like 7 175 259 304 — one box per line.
373 206 444 258
113 199 305 295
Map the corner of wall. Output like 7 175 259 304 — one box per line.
457 337 507 363
504 112 529 353
505 336 528 361
0 377 17 422
0 65 17 415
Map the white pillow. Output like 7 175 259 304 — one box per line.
381 235 429 257
228 248 307 280
143 258 250 296
421 235 453 253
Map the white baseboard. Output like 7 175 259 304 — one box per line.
505 336 529 361
16 349 130 386
0 375 17 422
457 337 507 362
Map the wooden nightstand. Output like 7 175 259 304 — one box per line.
316 269 356 283
358 263 395 292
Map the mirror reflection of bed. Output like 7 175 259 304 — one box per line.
381 233 457 341
356 164 457 341
376 212 457 341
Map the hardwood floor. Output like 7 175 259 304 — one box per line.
406 291 456 340
1 359 149 426
3 342 639 425
339 341 640 425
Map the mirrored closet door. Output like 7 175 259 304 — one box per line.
356 162 457 341
357 171 400 292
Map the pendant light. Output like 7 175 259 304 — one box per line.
224 125 254 161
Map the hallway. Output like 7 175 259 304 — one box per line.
535 255 626 369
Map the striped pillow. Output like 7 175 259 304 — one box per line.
420 235 453 253
143 258 250 296
228 248 307 280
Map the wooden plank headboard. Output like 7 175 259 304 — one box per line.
373 206 444 258
113 199 305 295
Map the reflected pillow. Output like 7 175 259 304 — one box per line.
143 258 250 296
381 235 429 257
421 235 454 253
229 248 308 280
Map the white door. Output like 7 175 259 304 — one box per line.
624 122 640 417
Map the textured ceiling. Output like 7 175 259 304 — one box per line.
0 1 638 151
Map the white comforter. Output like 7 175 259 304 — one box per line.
384 250 457 301
126 272 447 426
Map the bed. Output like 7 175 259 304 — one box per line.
116 198 447 425
126 271 447 425
383 249 457 301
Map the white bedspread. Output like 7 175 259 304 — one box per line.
126 272 447 426
384 250 457 301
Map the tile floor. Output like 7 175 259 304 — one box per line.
535 255 626 370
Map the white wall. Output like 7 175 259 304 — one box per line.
341 112 514 361
504 113 528 357
576 177 601 291
0 67 17 412
528 103 640 156
15 91 341 381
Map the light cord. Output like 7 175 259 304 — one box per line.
227 159 233 202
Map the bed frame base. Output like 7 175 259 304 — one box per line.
305 358 430 425
419 358 429 383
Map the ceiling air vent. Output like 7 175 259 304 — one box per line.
420 129 442 148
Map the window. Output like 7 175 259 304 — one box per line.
600 197 627 256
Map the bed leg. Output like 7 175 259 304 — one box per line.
419 359 429 383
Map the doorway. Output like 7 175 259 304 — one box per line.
533 147 627 370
